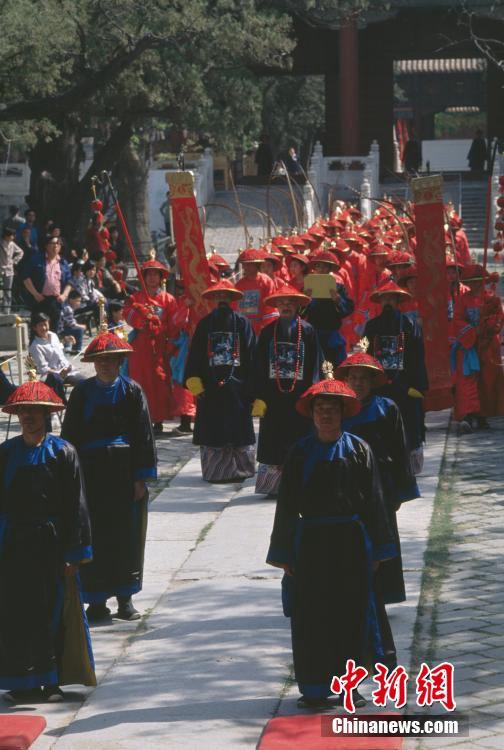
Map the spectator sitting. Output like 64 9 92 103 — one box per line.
20 235 72 332
61 290 87 354
108 300 125 330
28 312 84 403
0 228 23 313
16 208 39 246
109 226 126 264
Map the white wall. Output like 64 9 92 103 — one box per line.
421 139 473 172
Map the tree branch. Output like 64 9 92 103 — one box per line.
0 33 161 122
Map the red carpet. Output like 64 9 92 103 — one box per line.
0 716 46 750
259 714 403 749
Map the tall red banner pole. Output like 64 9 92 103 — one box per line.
411 175 452 412
166 171 212 324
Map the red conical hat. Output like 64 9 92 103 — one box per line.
308 249 339 268
262 253 283 269
264 284 311 307
141 259 170 280
369 280 412 302
208 252 231 270
2 381 65 414
335 353 388 387
201 279 243 300
286 253 309 267
81 332 133 362
296 379 361 418
460 264 486 282
238 248 266 264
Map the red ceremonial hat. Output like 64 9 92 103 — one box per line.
308 249 339 268
299 232 319 246
295 378 361 418
262 253 283 270
397 266 418 286
460 264 486 282
201 279 243 300
369 280 412 302
288 235 308 249
287 253 309 267
2 380 65 414
331 238 350 255
335 352 388 387
264 284 311 308
367 244 390 257
271 235 291 249
82 332 134 361
208 252 231 270
238 248 266 264
387 250 413 268
308 224 327 239
141 259 170 280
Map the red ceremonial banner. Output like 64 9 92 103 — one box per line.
411 175 453 411
166 171 212 325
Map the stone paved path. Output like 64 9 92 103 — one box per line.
203 187 298 263
409 417 504 749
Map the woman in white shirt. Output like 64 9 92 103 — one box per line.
28 312 84 401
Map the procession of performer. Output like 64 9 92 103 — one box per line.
0 178 503 712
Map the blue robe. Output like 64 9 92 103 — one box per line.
364 307 428 451
0 434 93 689
185 304 256 448
62 375 156 603
267 431 395 699
252 317 322 466
303 284 354 367
343 395 419 605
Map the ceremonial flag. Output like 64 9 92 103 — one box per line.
166 171 212 325
411 175 453 411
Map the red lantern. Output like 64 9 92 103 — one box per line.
498 197 504 209
493 240 503 253
91 199 103 212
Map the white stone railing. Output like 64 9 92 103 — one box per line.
308 141 380 219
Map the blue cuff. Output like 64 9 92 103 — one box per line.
398 481 421 503
135 467 157 481
266 544 293 567
65 544 93 563
373 542 398 562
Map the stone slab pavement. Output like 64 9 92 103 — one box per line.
2 409 449 750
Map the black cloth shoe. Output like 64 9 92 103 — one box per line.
86 603 111 622
43 685 64 703
477 417 491 429
116 596 141 621
153 422 164 434
3 688 43 704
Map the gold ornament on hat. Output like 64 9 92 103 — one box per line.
354 336 370 353
321 360 334 380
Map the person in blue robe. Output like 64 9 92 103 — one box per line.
185 281 256 483
0 381 93 704
363 283 428 470
251 285 323 496
338 352 420 668
267 380 396 709
62 332 156 623
302 253 354 367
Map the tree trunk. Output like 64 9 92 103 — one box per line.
27 115 84 237
113 140 151 261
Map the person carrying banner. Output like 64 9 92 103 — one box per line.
62 332 156 623
251 284 323 496
0 381 94 704
185 280 256 483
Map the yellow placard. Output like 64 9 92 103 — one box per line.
303 273 337 299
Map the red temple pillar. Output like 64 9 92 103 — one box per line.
339 20 359 155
